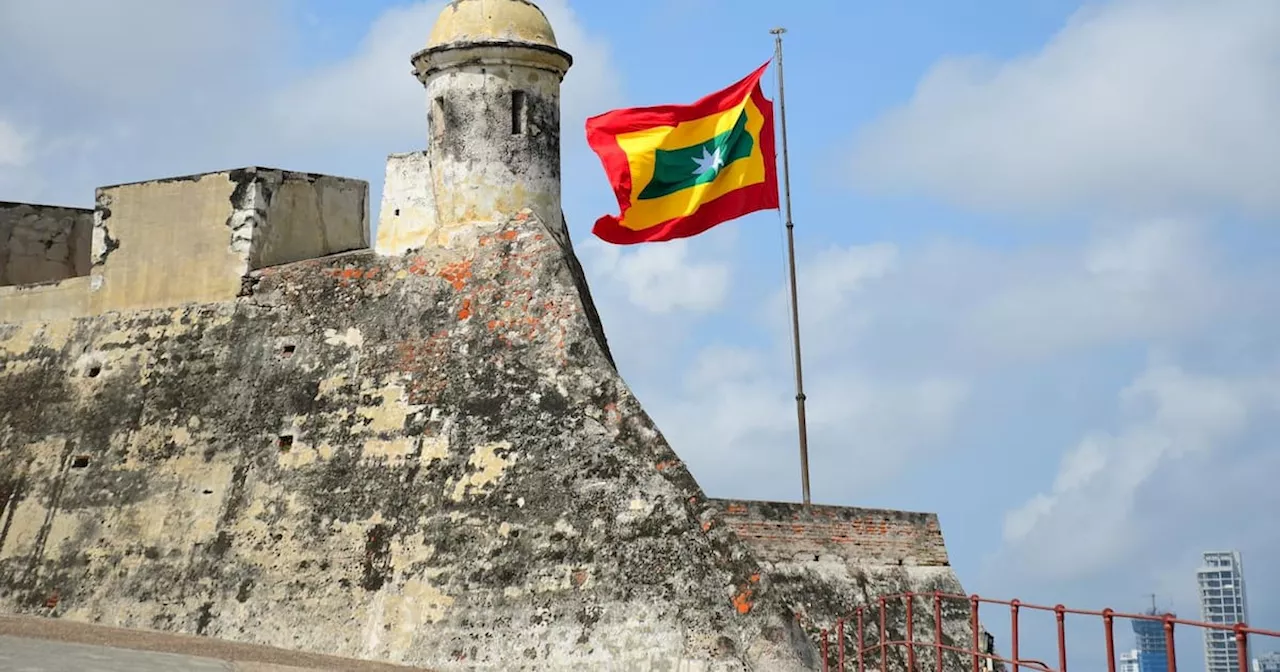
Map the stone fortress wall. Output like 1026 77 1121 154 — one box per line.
0 1 973 670
0 168 369 322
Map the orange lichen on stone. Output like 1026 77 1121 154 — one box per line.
701 520 713 532
656 460 678 472
325 267 367 287
439 260 472 290
408 257 431 276
457 298 473 321
732 586 755 615
499 229 519 241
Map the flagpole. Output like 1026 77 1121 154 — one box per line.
770 27 812 507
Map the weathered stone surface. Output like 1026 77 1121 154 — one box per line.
0 202 92 288
89 168 368 314
0 2 979 668
0 209 826 670
713 500 975 671
378 1 570 257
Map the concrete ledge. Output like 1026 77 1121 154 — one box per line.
0 616 431 671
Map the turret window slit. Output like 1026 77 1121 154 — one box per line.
512 90 527 135
432 97 446 137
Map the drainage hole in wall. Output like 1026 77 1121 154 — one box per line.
281 344 296 358
394 208 400 216
87 365 101 378
277 435 294 451
71 456 91 469
203 489 215 495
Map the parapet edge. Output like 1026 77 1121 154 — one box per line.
2 167 370 321
95 166 369 192
709 498 951 568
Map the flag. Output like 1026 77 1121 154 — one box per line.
585 61 779 245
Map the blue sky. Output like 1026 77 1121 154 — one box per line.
1 0 1278 668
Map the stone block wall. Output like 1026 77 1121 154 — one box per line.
0 203 92 288
0 168 369 321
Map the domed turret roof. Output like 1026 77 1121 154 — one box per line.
426 0 558 50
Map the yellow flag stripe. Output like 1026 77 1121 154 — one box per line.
614 95 769 231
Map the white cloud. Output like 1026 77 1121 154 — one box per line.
650 339 970 503
0 0 285 106
0 0 292 204
268 0 624 152
266 2 442 149
765 241 898 359
0 118 31 168
954 219 1225 361
0 0 621 211
755 220 1230 374
998 359 1280 581
625 240 967 502
585 238 731 314
848 0 1280 217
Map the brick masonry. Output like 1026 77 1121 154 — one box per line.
711 499 950 567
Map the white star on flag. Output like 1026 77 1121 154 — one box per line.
691 146 725 177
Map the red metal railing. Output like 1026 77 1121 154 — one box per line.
812 592 1280 672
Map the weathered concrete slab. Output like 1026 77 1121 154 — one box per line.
0 202 92 288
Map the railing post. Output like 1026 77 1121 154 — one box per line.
822 628 830 672
1163 614 1177 672
881 597 888 672
970 595 981 672
838 618 846 672
1235 624 1249 672
907 592 917 672
1103 609 1116 672
1010 599 1021 672
1055 604 1068 672
857 607 866 672
935 592 945 672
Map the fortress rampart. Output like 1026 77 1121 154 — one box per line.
0 2 973 670
1 168 368 322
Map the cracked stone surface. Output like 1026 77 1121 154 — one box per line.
0 210 828 671
0 203 92 287
0 200 975 671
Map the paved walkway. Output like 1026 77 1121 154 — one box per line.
0 616 429 672
0 635 232 671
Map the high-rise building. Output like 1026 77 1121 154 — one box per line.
1198 551 1251 672
1133 608 1171 672
1121 649 1141 672
1254 651 1280 672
